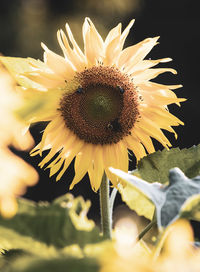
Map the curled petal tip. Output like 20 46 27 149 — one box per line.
152 36 160 43
41 42 48 51
129 19 135 26
161 57 173 63
85 17 92 25
170 68 177 75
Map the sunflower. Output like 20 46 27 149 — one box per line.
19 18 184 191
0 65 38 217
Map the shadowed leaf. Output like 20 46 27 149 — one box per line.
137 145 200 183
180 194 200 221
118 181 155 220
110 167 200 229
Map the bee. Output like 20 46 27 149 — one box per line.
117 86 125 94
107 118 122 133
76 87 84 94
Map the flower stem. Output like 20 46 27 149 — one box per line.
99 172 112 239
138 219 156 240
109 187 117 225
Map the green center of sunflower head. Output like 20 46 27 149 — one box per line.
81 84 122 123
59 66 139 145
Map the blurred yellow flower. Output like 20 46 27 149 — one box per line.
100 219 200 272
155 220 200 272
14 18 184 191
0 65 38 218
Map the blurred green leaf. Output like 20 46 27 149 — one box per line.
110 167 200 229
0 194 100 252
1 255 99 272
0 226 57 258
137 145 200 183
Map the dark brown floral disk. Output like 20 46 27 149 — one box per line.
59 66 139 145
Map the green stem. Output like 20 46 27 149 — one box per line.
138 219 156 240
99 172 111 239
109 187 117 226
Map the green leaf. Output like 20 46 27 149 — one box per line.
110 167 200 229
0 194 100 252
0 226 57 258
0 56 45 90
180 194 200 221
118 182 155 220
137 145 200 183
2 256 99 272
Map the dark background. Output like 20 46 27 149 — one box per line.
0 0 199 223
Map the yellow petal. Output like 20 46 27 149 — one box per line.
104 20 135 66
57 29 85 71
104 34 121 65
104 23 121 48
120 19 135 49
56 138 84 181
83 17 104 66
23 72 63 89
125 135 147 161
127 57 172 74
133 68 177 84
135 117 172 148
41 43 75 80
65 23 86 61
138 81 183 91
116 141 129 172
141 105 184 126
140 90 186 106
49 158 64 177
90 145 105 191
132 127 155 154
70 144 93 189
39 118 63 154
138 82 183 106
103 144 119 186
118 36 159 69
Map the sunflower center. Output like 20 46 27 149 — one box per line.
59 66 139 145
80 84 122 123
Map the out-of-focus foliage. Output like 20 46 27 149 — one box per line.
0 65 38 218
0 194 101 272
137 145 200 183
0 194 101 251
1 256 99 272
2 193 200 272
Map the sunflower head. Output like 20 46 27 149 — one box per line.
59 65 139 145
16 17 185 191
